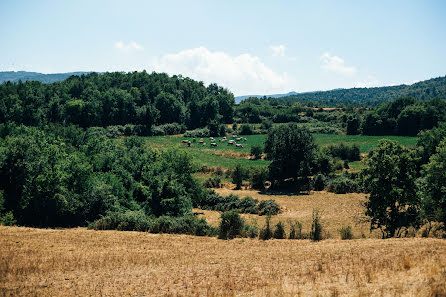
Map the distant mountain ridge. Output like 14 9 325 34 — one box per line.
235 91 299 103
0 71 91 84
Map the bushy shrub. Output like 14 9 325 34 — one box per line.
204 176 221 188
218 210 245 239
327 175 359 194
339 225 353 240
152 123 186 136
257 200 280 216
207 121 226 137
184 128 211 138
323 143 360 162
237 196 258 214
0 211 16 226
239 124 253 135
232 164 244 189
261 119 273 131
259 216 273 240
150 215 216 236
250 167 268 190
243 223 259 238
312 174 327 191
88 211 152 232
250 145 263 160
310 210 323 241
289 221 303 239
273 221 286 239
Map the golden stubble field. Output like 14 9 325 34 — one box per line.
1 190 445 297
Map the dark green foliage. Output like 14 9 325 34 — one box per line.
88 211 152 232
184 128 210 138
204 176 221 188
249 167 268 190
312 174 326 191
250 145 263 160
0 126 202 228
273 221 286 239
89 211 215 236
261 119 273 131
339 226 353 240
264 76 446 106
288 221 303 239
323 143 361 162
239 124 253 135
362 140 420 237
265 123 316 190
257 200 280 216
199 191 277 215
232 164 243 189
310 210 323 241
0 71 234 130
259 216 273 240
218 210 245 239
151 123 186 136
312 151 334 175
327 174 359 194
417 122 446 164
243 223 259 238
346 116 361 135
419 139 446 226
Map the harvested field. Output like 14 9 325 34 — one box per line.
1 226 445 296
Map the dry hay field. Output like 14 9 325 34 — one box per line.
1 190 446 297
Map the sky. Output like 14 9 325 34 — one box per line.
1 0 446 96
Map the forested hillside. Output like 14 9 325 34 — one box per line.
0 71 235 133
0 71 90 84
261 76 446 106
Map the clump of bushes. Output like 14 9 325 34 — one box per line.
323 143 360 162
288 221 303 239
312 173 327 191
339 225 353 240
310 210 323 241
273 221 286 239
0 211 16 226
199 191 280 215
218 210 248 239
184 128 211 138
249 167 268 190
259 216 273 240
257 199 281 216
250 145 263 160
88 211 216 236
151 123 186 136
204 176 222 188
239 124 253 135
327 174 359 194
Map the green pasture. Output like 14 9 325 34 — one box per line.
143 133 418 169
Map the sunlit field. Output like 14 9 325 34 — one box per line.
1 226 445 297
142 134 418 169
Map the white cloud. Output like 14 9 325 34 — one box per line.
320 52 356 75
270 45 287 57
114 41 144 52
151 46 297 95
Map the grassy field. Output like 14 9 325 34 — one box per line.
143 133 418 169
1 226 445 296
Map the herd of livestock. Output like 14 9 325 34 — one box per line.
181 135 247 148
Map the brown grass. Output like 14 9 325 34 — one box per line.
209 188 370 238
1 226 445 296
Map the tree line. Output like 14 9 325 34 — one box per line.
0 71 235 133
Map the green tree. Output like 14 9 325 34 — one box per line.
232 164 243 190
250 145 263 160
362 140 420 238
419 139 446 225
264 123 316 189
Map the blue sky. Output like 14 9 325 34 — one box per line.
1 0 445 95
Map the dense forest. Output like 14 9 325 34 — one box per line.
0 71 234 133
255 76 446 106
0 71 90 84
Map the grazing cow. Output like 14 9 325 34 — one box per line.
232 134 237 138
181 140 189 144
235 144 243 148
211 143 217 147
198 138 204 144
236 137 242 141
219 138 226 142
202 142 206 146
227 140 235 145
193 138 197 142
243 138 247 142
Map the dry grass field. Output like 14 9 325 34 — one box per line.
1 226 445 297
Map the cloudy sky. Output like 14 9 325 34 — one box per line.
1 0 445 95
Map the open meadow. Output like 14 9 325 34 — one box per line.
1 226 445 297
143 134 418 169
